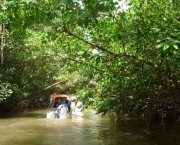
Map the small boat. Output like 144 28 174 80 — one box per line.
69 96 85 112
72 101 85 112
46 94 71 119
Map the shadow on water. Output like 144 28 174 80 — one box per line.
0 109 47 119
101 117 180 145
0 109 180 145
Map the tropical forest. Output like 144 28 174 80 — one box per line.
1 0 180 123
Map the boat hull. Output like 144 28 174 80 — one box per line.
46 110 71 119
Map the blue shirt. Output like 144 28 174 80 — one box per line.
61 103 68 108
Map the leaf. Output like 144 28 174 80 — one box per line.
172 45 178 50
157 39 162 43
163 44 169 51
156 42 165 48
152 28 160 33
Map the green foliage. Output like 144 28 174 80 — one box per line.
0 81 13 101
1 0 180 120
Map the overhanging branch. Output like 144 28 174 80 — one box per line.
104 52 158 68
34 80 66 95
63 25 158 68
63 25 117 56
40 54 82 63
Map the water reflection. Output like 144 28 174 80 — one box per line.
0 109 180 145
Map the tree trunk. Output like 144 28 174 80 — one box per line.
0 23 5 64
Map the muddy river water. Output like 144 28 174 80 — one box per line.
0 108 180 145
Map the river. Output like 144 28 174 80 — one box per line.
0 108 180 145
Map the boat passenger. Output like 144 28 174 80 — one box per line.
54 100 61 108
58 100 68 112
65 100 71 112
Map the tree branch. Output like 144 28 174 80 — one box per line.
34 80 66 95
104 52 158 68
0 23 5 64
63 25 117 56
63 25 158 68
40 54 82 63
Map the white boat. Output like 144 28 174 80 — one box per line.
46 108 71 119
46 94 71 119
46 94 84 119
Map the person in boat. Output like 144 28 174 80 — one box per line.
53 100 61 108
53 100 61 118
65 100 71 112
57 100 69 115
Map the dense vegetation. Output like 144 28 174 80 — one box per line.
0 0 180 121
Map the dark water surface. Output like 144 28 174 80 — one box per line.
0 109 180 145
